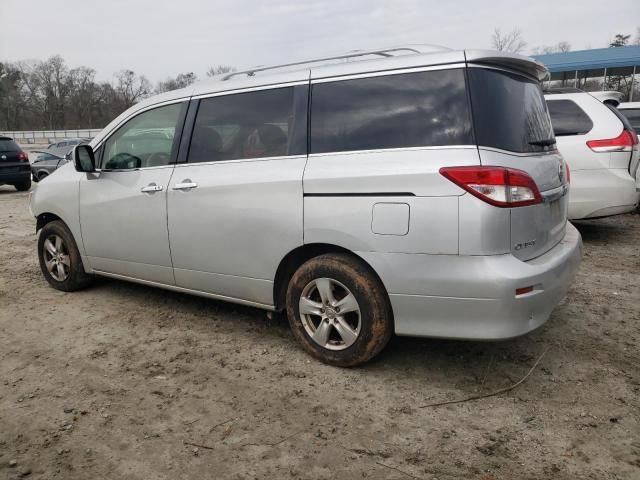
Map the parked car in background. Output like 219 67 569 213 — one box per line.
0 136 31 191
591 90 624 106
47 138 90 158
617 102 640 132
30 150 67 182
545 88 640 220
31 47 582 366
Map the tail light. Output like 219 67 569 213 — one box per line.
586 129 638 152
439 166 543 208
18 151 29 162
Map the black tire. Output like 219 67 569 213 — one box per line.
37 172 48 181
14 179 31 191
38 220 93 292
286 253 393 367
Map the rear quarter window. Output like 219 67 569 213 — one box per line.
467 68 555 153
310 68 473 154
546 99 594 136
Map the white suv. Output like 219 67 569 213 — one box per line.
545 89 640 220
30 47 582 366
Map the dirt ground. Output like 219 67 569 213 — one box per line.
0 184 638 480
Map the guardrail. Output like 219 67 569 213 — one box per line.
0 129 103 144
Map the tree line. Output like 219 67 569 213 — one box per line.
0 57 233 132
2 28 639 132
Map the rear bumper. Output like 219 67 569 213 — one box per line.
358 222 582 339
0 171 30 184
569 168 639 220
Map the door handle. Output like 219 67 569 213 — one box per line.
172 181 198 190
141 184 163 193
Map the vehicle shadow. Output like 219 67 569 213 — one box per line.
0 185 30 195
572 218 632 243
92 276 543 383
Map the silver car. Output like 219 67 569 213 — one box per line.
30 46 582 366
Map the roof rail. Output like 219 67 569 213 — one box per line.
222 45 449 81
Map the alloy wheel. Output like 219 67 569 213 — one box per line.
299 277 361 351
43 234 70 282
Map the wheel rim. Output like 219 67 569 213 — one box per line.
43 234 70 282
299 277 361 351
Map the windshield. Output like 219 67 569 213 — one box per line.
467 68 555 153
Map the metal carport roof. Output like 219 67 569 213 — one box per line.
532 45 640 73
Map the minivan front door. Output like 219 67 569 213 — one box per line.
79 102 187 284
167 86 308 306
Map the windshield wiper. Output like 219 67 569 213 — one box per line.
529 139 556 147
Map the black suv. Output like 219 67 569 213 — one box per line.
0 136 31 191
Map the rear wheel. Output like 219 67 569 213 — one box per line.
38 220 93 291
37 172 48 181
286 253 393 367
14 179 31 191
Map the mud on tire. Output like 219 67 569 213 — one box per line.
286 253 393 367
38 220 93 292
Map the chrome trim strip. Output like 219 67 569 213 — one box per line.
541 184 569 203
175 154 307 167
93 270 276 311
309 145 476 158
311 63 466 84
192 80 310 101
96 163 176 173
477 146 560 157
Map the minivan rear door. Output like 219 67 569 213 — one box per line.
467 66 568 261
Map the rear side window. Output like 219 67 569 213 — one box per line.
310 69 473 154
619 108 640 130
468 68 555 153
0 139 20 152
546 100 593 136
188 86 307 163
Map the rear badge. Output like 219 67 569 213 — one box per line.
558 162 564 182
514 240 536 251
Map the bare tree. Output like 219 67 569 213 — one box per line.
491 28 527 53
156 72 198 93
206 65 235 77
115 70 151 109
531 41 571 55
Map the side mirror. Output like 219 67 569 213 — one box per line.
73 145 96 172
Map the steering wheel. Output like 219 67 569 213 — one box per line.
146 152 170 167
105 152 142 170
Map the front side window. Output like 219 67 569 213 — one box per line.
468 68 555 153
546 99 593 136
310 69 473 154
102 103 184 169
188 86 307 163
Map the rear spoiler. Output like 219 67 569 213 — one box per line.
465 50 549 82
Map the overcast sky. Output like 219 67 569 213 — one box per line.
1 0 638 82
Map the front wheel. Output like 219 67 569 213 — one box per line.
286 253 393 367
38 220 93 291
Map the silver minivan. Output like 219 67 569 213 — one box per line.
30 46 582 366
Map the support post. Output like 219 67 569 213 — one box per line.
630 65 637 102
602 68 607 90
